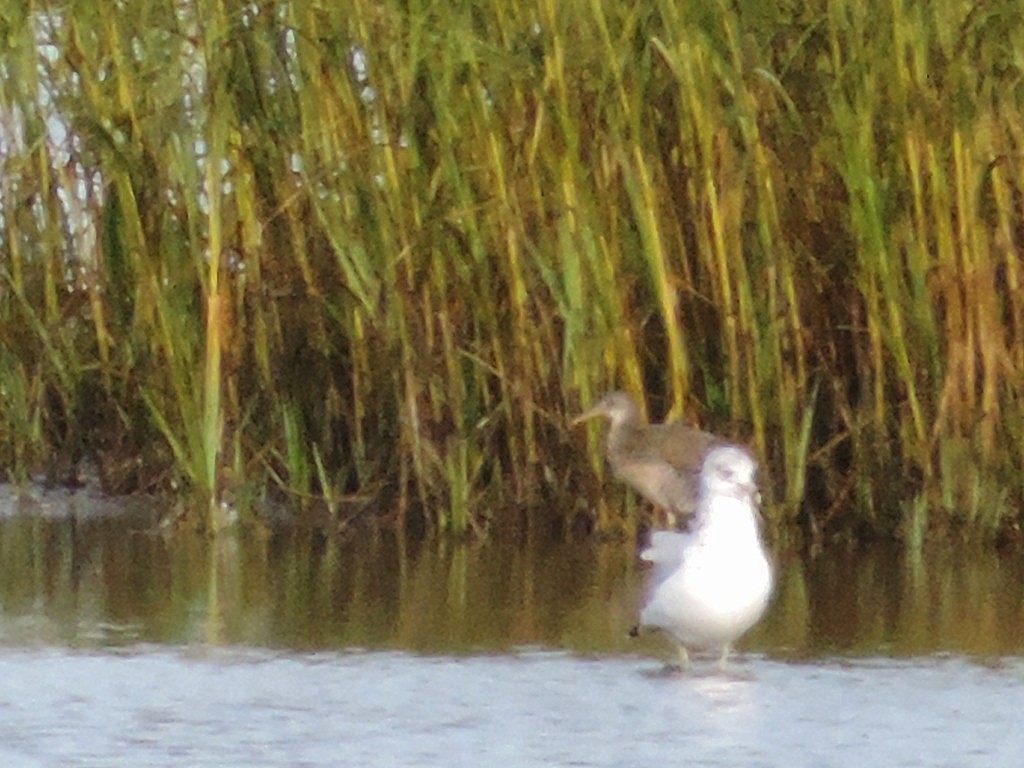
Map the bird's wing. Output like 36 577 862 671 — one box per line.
625 423 721 474
614 457 699 512
639 531 690 586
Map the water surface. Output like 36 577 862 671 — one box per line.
1 648 1021 767
1 488 1022 766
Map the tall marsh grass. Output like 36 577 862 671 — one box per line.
0 0 1021 543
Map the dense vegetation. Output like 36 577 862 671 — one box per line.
0 1 1021 544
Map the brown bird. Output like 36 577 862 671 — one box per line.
572 391 726 518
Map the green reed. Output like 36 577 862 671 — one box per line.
0 0 1021 543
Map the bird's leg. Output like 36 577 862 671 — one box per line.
657 506 678 530
677 645 691 670
716 644 731 671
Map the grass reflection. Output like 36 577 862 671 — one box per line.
1 501 1023 659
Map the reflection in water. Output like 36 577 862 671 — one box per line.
1 487 1024 660
2 491 1024 768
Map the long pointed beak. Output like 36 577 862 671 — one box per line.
571 406 605 427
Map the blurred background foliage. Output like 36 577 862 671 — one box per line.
0 0 1021 544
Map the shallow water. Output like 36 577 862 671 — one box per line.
1 487 1023 766
1 648 1021 767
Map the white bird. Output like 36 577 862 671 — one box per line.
630 445 773 669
